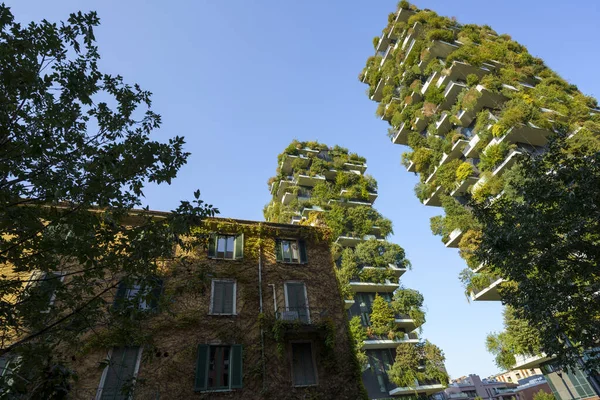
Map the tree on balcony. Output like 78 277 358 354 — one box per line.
388 341 449 388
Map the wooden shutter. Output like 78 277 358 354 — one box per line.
194 345 209 391
299 240 307 264
149 278 163 312
112 281 128 310
275 240 283 262
100 346 140 400
292 343 316 386
212 281 224 313
286 283 308 323
207 234 216 258
223 281 235 314
234 234 244 260
230 345 243 389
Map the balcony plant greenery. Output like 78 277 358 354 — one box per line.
388 341 449 388
392 287 426 329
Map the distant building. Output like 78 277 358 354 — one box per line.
434 374 552 400
490 369 544 384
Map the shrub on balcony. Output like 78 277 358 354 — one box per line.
369 294 396 336
471 173 504 203
349 316 368 366
456 162 475 181
393 287 426 328
466 73 479 87
398 0 410 10
355 239 410 269
436 159 462 191
479 142 510 172
373 36 380 50
426 29 454 43
411 147 434 173
389 341 449 388
458 268 496 297
424 84 445 105
458 229 482 270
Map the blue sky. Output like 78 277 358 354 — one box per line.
9 0 600 379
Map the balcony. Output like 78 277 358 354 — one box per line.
512 353 552 369
494 122 553 148
275 307 329 332
451 175 479 198
423 185 443 207
329 198 372 208
389 383 446 396
392 122 411 145
445 228 464 248
348 279 399 293
281 188 311 205
301 205 324 217
280 154 310 175
429 40 460 59
437 81 468 111
443 61 491 82
362 333 420 350
406 161 416 173
448 393 470 399
462 134 481 158
344 299 355 310
471 277 504 301
272 178 295 200
412 116 429 132
340 189 378 204
362 264 407 279
491 149 523 177
296 173 326 187
454 85 509 127
371 77 389 102
433 112 452 136
395 315 419 332
290 216 302 225
336 234 383 247
440 139 469 167
421 71 441 95
344 162 367 174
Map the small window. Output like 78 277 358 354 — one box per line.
275 239 307 263
195 345 242 391
208 234 244 260
97 347 142 400
113 278 163 312
291 343 317 387
210 280 236 315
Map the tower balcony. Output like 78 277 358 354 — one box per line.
371 77 389 102
348 279 399 293
444 228 464 248
301 205 324 217
344 162 368 174
487 122 553 149
395 315 420 332
471 277 504 301
389 383 446 397
329 198 373 208
296 173 326 187
336 234 384 248
451 175 479 198
454 85 509 127
340 189 378 204
362 333 419 350
432 112 452 136
425 139 469 185
280 154 310 175
362 264 407 279
443 61 492 82
437 80 468 112
374 8 414 54
428 40 460 59
392 122 411 145
513 354 552 369
423 185 443 207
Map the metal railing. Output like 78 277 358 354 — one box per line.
275 307 328 325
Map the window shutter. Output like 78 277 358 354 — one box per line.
230 345 243 389
223 282 235 314
194 345 209 391
234 234 244 260
275 240 283 262
113 281 128 310
212 281 224 313
299 240 308 264
149 278 163 312
207 234 216 258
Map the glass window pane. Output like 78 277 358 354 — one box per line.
290 241 299 262
217 236 226 258
225 236 234 259
282 241 291 262
292 343 315 386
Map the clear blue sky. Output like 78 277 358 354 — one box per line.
9 0 599 379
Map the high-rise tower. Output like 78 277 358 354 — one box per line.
265 140 448 399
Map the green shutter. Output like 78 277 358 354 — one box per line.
207 234 216 258
275 240 283 262
234 234 244 260
230 345 243 389
149 278 163 312
194 345 209 391
113 281 127 309
299 240 307 264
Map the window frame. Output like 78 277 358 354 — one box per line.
95 346 143 400
208 234 244 260
275 238 307 264
209 279 237 316
26 271 65 313
195 344 242 392
283 281 310 324
289 341 318 388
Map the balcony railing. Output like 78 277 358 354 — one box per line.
275 307 328 325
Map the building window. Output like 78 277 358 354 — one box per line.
113 278 163 311
291 343 317 387
26 271 64 311
194 345 242 391
210 280 236 315
208 234 244 260
284 282 310 323
97 347 142 400
275 239 307 264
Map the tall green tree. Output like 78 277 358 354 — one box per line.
473 136 600 371
0 5 216 397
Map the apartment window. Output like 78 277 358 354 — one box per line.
210 280 236 315
291 343 317 387
113 278 163 312
97 346 142 400
194 345 242 391
26 271 64 311
208 234 244 260
275 239 307 264
284 282 309 323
